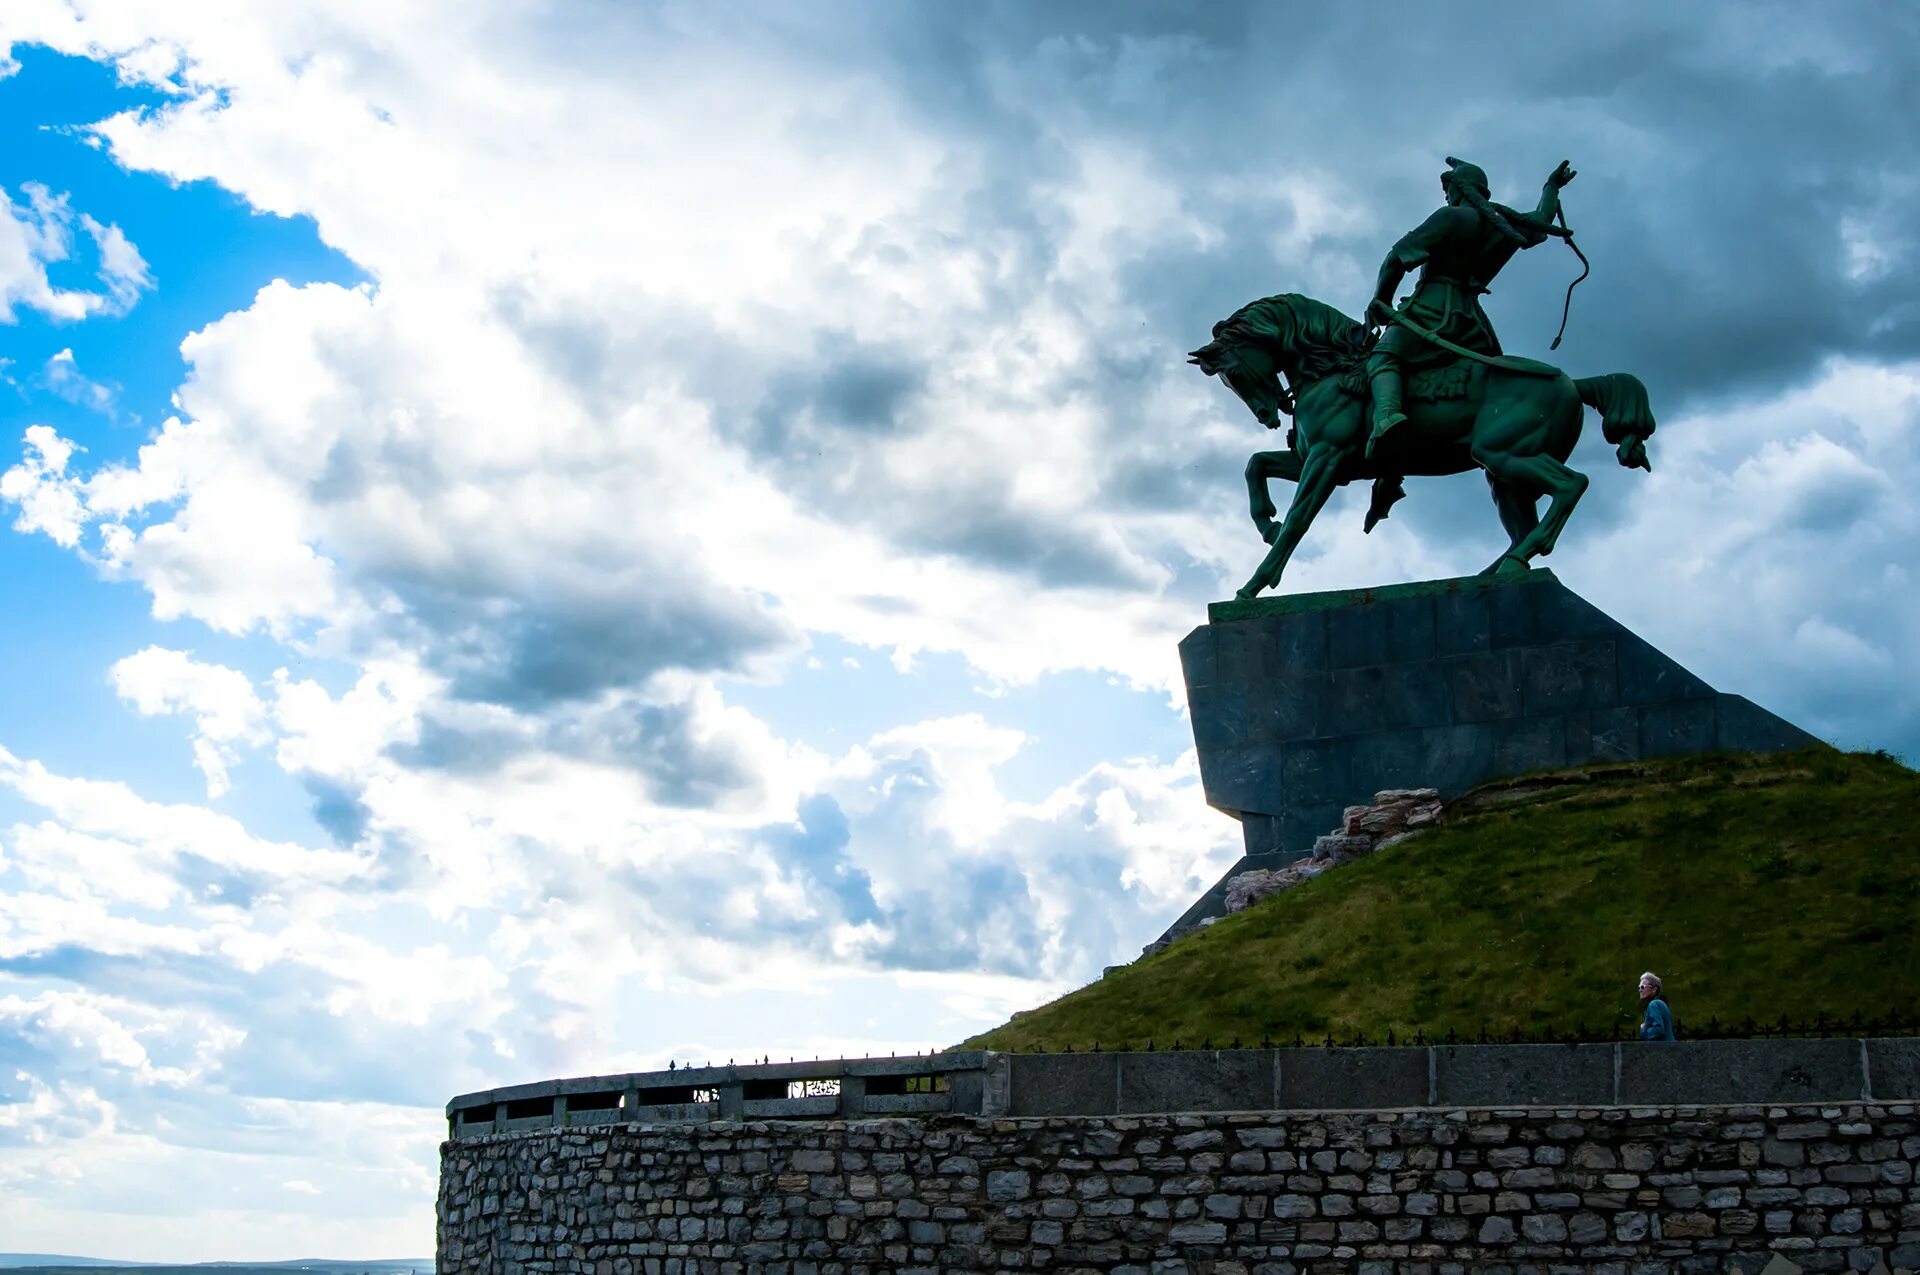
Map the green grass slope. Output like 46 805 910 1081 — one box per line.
963 750 1919 1052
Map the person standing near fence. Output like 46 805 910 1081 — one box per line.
1638 971 1676 1041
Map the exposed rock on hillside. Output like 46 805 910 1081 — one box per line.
1225 787 1444 914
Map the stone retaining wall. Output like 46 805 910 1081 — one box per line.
438 1102 1920 1273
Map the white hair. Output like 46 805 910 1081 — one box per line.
1639 971 1662 990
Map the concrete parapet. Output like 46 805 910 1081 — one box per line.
1279 1045 1428 1109
1117 1048 1274 1113
1868 1036 1920 1100
447 1038 1920 1139
1618 1036 1866 1105
1434 1042 1615 1107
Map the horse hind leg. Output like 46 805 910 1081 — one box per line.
1479 453 1589 570
1480 473 1540 574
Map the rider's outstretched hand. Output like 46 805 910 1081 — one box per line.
1548 160 1577 188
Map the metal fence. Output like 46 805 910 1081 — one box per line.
1007 1011 1920 1055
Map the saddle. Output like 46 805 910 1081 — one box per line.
1407 360 1473 403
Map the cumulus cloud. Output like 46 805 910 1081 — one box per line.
1554 358 1920 751
0 424 86 546
0 181 151 322
110 647 270 796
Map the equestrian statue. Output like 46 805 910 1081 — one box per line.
1191 156 1655 599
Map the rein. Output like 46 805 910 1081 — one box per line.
1379 309 1560 377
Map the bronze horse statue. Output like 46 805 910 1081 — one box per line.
1191 292 1655 598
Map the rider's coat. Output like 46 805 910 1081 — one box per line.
1378 202 1554 367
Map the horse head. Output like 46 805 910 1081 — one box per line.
1189 296 1298 430
1191 294 1369 430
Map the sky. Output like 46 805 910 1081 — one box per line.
0 1 1914 1261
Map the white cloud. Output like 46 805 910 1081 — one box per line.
110 647 270 796
1556 358 1920 748
0 424 87 546
0 181 151 322
41 347 118 416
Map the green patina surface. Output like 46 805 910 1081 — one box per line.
1206 565 1554 624
1193 156 1656 600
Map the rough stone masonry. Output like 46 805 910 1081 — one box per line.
438 1102 1920 1273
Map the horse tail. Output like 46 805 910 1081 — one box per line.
1574 373 1656 444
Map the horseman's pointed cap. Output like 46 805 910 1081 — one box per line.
1443 156 1491 196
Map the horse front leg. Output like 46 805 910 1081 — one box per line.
1245 449 1304 544
1236 445 1347 598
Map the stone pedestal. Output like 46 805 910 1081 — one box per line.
1180 569 1821 862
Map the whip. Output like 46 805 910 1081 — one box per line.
1549 205 1589 351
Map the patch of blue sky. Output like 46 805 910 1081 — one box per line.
721 632 1191 805
587 971 1033 1075
1 48 362 844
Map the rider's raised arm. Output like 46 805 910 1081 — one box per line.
1529 179 1562 229
1525 161 1576 237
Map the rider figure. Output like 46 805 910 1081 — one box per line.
1364 157 1577 458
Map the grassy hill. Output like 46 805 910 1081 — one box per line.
963 749 1919 1052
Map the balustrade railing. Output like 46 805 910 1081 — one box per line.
448 1035 1920 1140
446 1051 987 1140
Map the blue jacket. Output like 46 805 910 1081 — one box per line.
1640 997 1675 1041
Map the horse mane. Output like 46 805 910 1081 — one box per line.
1202 293 1371 385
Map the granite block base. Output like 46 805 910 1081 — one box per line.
1179 570 1822 859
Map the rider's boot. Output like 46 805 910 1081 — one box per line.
1366 363 1407 460
1363 475 1406 534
